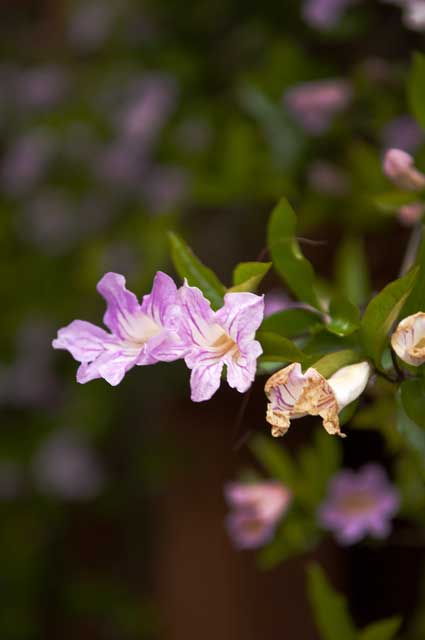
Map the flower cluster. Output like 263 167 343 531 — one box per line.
53 271 264 402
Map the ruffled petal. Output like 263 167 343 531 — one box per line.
77 350 139 386
52 320 112 363
141 271 178 327
97 272 141 339
189 354 224 401
215 292 264 346
225 348 259 393
176 281 217 347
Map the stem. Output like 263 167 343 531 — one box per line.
391 348 405 382
399 223 422 277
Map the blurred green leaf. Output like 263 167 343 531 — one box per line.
168 231 226 309
408 52 425 130
400 378 425 428
335 236 370 307
249 434 297 485
374 191 419 213
307 565 356 640
257 331 308 364
361 268 419 367
310 349 362 378
297 430 342 508
229 261 271 292
396 388 425 458
261 308 322 337
258 512 318 569
268 198 322 309
327 294 361 337
358 617 402 640
402 227 425 317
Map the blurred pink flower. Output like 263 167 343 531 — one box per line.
264 291 292 317
225 481 291 549
318 464 400 545
303 0 355 29
398 202 425 226
383 148 425 190
284 80 352 135
32 429 104 500
382 115 424 154
15 66 69 110
2 130 54 196
308 161 350 196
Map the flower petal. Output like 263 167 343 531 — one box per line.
215 292 264 345
141 271 178 326
391 311 425 366
176 280 216 347
77 350 139 386
97 272 141 339
189 354 224 402
225 344 261 393
52 320 112 363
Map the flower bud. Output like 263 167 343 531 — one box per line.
264 361 371 438
391 312 425 366
383 149 425 190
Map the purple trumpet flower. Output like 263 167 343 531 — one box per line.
53 272 187 386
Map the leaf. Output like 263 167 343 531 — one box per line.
307 565 357 640
408 52 425 130
258 512 318 569
261 308 323 338
257 331 308 364
402 226 425 317
168 232 226 309
358 617 402 640
297 430 342 509
327 294 361 337
229 261 271 292
310 349 362 379
399 378 425 429
396 388 425 459
335 236 370 307
249 434 297 485
361 268 419 368
267 198 322 309
374 191 419 213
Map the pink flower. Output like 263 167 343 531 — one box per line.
53 272 187 386
303 0 355 30
398 202 425 226
264 291 292 317
225 482 291 549
284 80 352 135
176 282 264 401
318 464 400 545
383 148 425 190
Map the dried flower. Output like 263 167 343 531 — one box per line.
264 361 371 437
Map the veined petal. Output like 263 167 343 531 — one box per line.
77 350 139 386
176 281 218 346
52 320 112 363
225 341 262 393
189 354 224 402
144 329 187 363
215 292 264 346
391 312 425 366
97 272 141 339
141 271 178 327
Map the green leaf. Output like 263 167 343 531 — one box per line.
310 349 362 378
361 268 419 367
408 52 425 130
358 617 402 640
327 294 361 337
400 378 425 428
297 430 342 509
374 191 419 213
396 388 425 458
268 198 322 309
335 236 370 307
249 434 297 485
261 308 323 338
402 227 425 317
229 261 271 292
258 512 318 569
168 232 226 309
257 331 308 364
307 565 357 640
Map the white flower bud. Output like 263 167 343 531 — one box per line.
391 312 425 366
383 149 425 191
